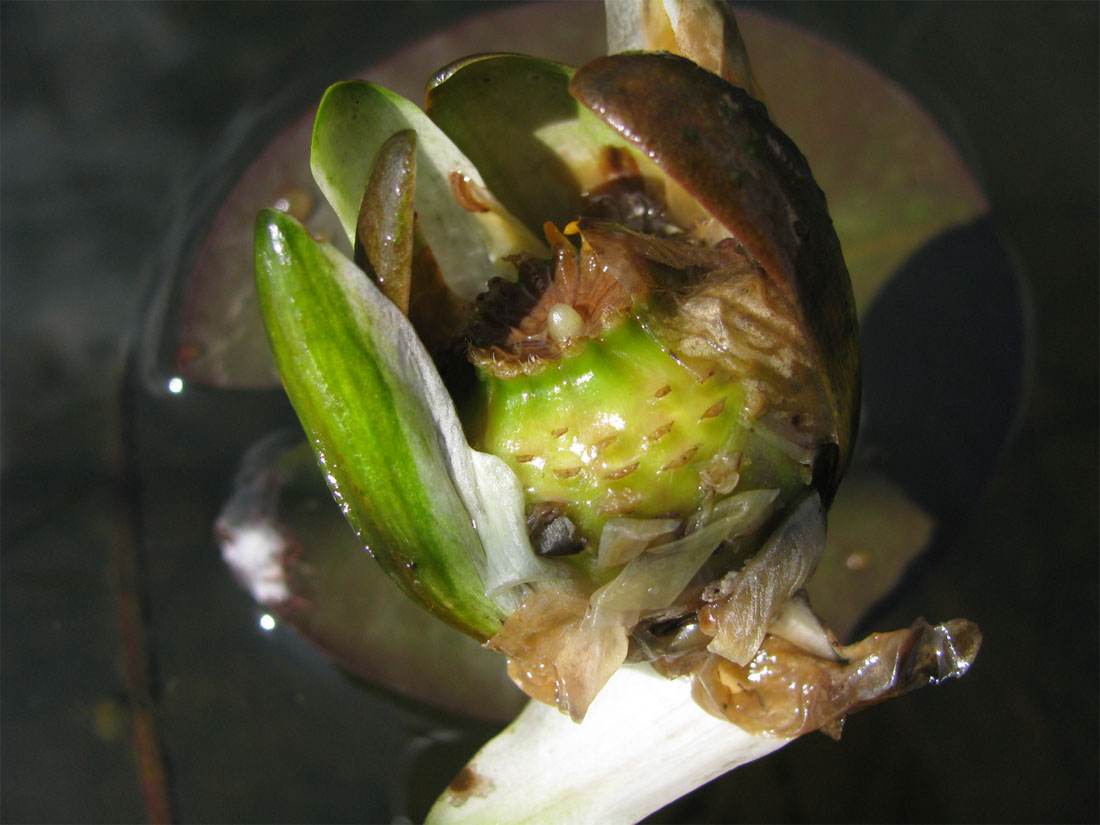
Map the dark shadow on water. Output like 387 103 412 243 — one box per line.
851 217 1029 638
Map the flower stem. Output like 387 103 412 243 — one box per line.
426 664 791 825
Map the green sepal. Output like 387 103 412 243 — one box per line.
426 54 637 236
254 207 505 640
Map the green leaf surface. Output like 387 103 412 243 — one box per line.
426 54 636 236
254 207 504 639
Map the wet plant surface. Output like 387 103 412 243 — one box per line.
2 2 1096 822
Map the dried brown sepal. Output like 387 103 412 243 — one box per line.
574 220 830 451
682 619 982 738
698 494 827 665
487 584 629 722
574 218 757 298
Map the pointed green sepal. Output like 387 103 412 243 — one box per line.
254 207 511 639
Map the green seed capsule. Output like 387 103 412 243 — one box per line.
470 313 807 559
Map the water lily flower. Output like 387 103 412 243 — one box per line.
246 2 980 821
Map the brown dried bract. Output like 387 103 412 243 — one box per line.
487 584 629 722
688 619 982 738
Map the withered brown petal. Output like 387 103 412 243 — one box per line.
570 53 859 497
354 129 416 314
691 618 981 738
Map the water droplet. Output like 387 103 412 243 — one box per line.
272 187 315 222
845 552 869 572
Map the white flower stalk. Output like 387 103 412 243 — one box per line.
426 664 791 825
